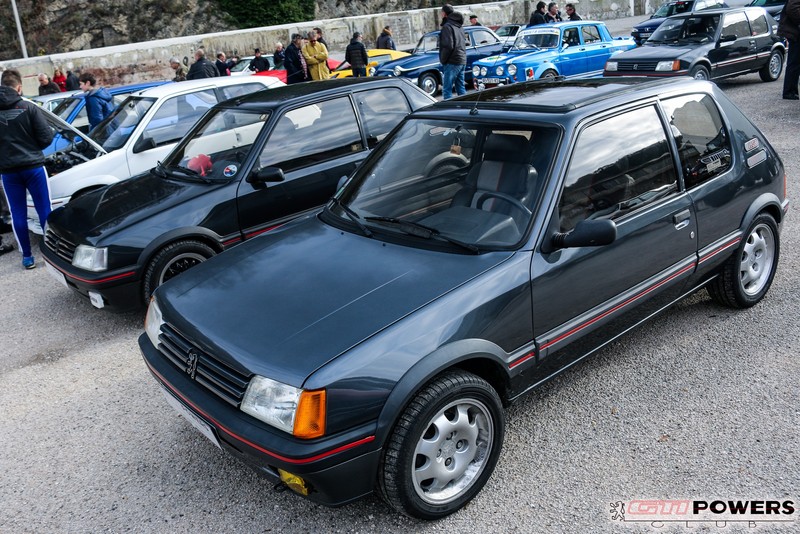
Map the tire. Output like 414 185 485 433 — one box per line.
379 370 505 519
143 240 215 302
759 50 783 82
418 73 439 97
541 69 558 80
689 65 710 80
707 214 779 309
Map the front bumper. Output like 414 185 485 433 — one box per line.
139 334 382 507
41 244 142 311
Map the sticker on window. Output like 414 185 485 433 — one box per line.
223 165 238 178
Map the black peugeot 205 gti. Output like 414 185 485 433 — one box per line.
40 77 435 311
140 78 787 518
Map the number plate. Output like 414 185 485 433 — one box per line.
45 261 69 288
483 77 501 84
161 387 222 449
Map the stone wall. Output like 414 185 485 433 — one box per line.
2 0 636 95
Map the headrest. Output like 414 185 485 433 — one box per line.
483 134 530 163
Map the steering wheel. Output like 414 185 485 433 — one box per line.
475 191 532 216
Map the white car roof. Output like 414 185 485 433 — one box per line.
129 75 284 99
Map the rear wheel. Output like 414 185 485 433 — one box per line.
143 240 215 302
689 65 710 80
759 50 783 82
707 214 779 308
379 370 505 519
418 73 439 97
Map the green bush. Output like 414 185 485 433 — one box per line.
218 0 315 27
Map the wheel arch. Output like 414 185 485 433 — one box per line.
136 226 224 275
740 192 784 231
373 339 512 446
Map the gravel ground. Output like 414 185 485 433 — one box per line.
0 22 798 533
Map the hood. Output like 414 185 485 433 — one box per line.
51 170 219 238
634 18 666 32
477 48 558 67
0 86 22 108
617 44 696 59
46 148 125 198
158 217 514 386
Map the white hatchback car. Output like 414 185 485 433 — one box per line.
29 75 284 233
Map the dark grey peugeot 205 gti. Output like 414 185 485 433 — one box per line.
140 78 788 519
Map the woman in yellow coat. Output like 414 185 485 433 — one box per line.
301 30 331 80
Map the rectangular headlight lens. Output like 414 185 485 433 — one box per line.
72 245 108 271
656 60 680 72
144 297 164 349
605 61 618 72
242 375 302 434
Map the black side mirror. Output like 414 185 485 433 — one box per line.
133 136 156 154
247 166 285 185
551 219 617 249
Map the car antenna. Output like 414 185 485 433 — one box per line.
470 88 482 115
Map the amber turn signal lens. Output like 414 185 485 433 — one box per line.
293 389 326 439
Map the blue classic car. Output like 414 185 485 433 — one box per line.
473 21 636 88
374 26 503 96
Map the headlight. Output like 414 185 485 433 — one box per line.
480 66 487 76
472 65 480 76
144 297 164 349
496 66 504 76
605 61 618 71
241 375 326 439
507 64 517 76
393 66 402 76
72 245 108 271
655 60 680 72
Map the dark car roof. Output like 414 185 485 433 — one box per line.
217 77 419 110
432 77 691 114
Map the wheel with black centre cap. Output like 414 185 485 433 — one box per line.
143 240 216 302
379 370 505 519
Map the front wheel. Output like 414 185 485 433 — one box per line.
541 69 558 80
689 65 710 80
759 50 783 82
143 240 215 302
379 370 505 519
707 214 779 308
418 73 439 97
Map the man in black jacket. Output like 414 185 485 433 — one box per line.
778 0 800 99
529 2 547 26
440 4 467 99
249 48 271 73
187 49 219 80
0 70 55 269
284 35 308 84
345 32 369 77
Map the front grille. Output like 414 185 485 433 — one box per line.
45 228 77 262
158 323 250 407
617 61 659 72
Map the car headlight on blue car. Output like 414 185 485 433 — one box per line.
72 244 108 271
507 64 517 76
480 66 488 76
241 375 326 439
393 66 402 76
496 66 504 76
473 65 481 76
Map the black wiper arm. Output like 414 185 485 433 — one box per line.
365 216 479 253
163 164 213 184
329 197 373 237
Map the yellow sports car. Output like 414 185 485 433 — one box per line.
330 49 411 78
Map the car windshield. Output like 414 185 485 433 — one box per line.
653 0 694 17
90 96 156 151
328 119 559 250
159 108 269 183
52 96 82 120
230 58 253 73
496 25 519 37
648 14 719 43
414 34 440 53
513 31 560 50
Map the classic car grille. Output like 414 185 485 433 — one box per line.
44 228 77 262
158 323 250 407
616 61 659 72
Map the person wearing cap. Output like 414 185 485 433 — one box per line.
439 4 467 99
377 26 396 50
345 32 369 77
284 34 309 84
469 14 481 26
249 48 270 73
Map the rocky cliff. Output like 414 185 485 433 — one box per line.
1 0 469 61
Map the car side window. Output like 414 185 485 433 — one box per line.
558 106 678 232
721 11 751 40
356 88 412 149
221 83 269 100
563 28 580 46
581 25 602 44
471 30 498 46
661 94 732 189
746 10 768 35
143 90 216 147
258 96 363 173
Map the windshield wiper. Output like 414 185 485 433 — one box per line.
329 197 373 238
365 216 479 253
159 163 213 184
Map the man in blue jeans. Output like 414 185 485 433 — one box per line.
440 4 467 99
0 69 54 269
